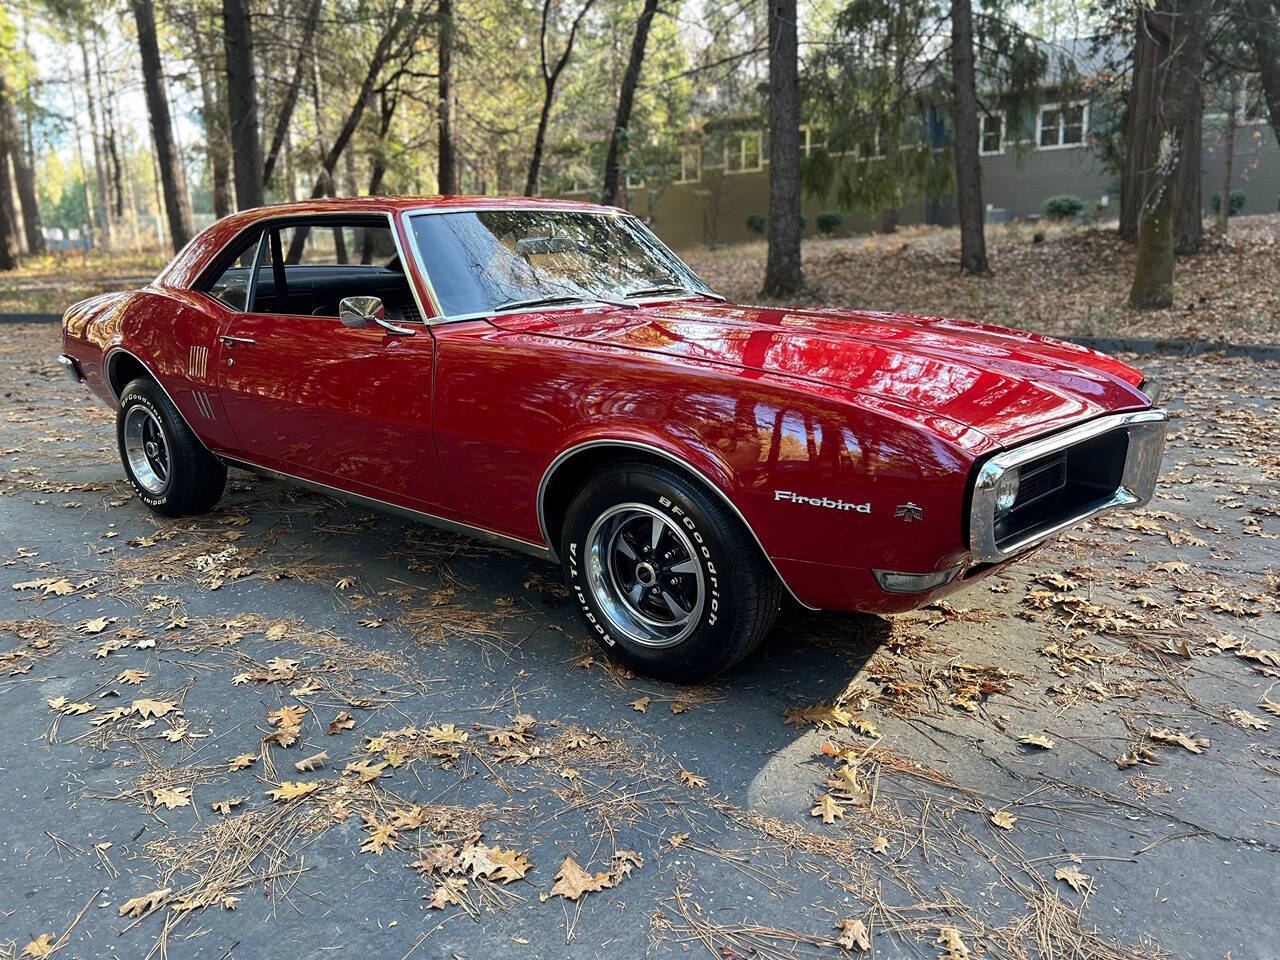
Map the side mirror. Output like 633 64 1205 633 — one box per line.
339 295 415 335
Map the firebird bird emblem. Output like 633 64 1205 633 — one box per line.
774 490 870 513
895 502 923 522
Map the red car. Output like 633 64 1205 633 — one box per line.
60 196 1167 679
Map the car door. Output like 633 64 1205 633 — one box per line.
214 215 452 514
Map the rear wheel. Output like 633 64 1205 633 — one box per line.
561 460 781 681
117 378 226 517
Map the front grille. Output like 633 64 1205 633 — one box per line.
993 430 1129 550
1013 452 1065 509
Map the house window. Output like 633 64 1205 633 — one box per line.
857 128 883 159
1038 101 1087 148
980 111 1004 154
801 124 826 157
726 131 763 173
677 145 701 183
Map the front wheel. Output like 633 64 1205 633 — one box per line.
117 378 226 517
561 460 781 681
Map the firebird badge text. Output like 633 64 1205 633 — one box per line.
774 490 871 513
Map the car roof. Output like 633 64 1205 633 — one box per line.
157 195 628 291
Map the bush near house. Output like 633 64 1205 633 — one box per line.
1210 190 1246 217
745 214 765 235
1042 195 1084 221
816 211 845 236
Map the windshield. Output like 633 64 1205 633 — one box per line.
407 209 715 317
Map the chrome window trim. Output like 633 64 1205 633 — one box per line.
220 455 551 560
536 438 817 610
399 205 717 326
196 212 429 326
968 408 1169 563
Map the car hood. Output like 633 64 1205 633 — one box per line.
491 300 1151 447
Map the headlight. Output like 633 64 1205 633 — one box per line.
994 468 1020 514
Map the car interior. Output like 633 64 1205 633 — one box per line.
200 217 425 325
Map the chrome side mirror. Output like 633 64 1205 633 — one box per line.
339 296 415 335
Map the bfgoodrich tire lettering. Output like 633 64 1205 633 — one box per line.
116 378 227 517
561 459 781 680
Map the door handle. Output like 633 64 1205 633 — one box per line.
220 335 255 346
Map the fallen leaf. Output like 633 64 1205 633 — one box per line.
1228 709 1270 731
131 698 176 720
667 832 689 848
488 846 533 883
810 793 844 824
680 770 707 789
268 704 307 728
228 753 258 771
990 809 1017 830
210 797 245 814
267 780 320 801
328 710 355 734
20 934 55 958
835 917 872 951
937 926 969 956
549 856 613 900
426 723 468 744
118 887 171 918
76 616 114 635
1018 734 1055 749
629 696 650 713
426 876 467 909
264 726 299 748
361 822 399 855
151 786 191 810
343 758 387 783
295 751 327 773
872 835 890 855
116 669 149 685
1148 727 1209 754
1055 865 1092 894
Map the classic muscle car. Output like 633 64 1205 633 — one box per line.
60 196 1167 679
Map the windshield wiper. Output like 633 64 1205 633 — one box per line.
493 293 637 313
625 284 725 302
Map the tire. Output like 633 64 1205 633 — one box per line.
561 459 782 681
116 377 226 517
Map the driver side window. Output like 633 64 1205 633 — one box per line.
251 219 423 324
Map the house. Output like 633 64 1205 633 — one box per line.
550 53 1277 250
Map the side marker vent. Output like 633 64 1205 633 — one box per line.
188 345 208 379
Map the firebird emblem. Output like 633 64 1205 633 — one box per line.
774 490 870 513
895 502 923 522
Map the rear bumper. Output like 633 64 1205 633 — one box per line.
968 409 1168 563
58 354 84 384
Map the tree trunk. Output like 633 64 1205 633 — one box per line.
949 0 987 275
1128 0 1210 309
600 0 659 206
194 14 234 218
0 68 42 255
1247 0 1280 149
263 0 322 189
1121 11 1163 243
525 0 596 196
1173 66 1203 254
79 27 114 250
762 0 802 296
223 0 264 210
93 31 125 222
131 0 194 252
1218 75 1238 231
0 76 20 268
437 0 458 194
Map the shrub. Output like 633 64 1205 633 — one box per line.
816 210 844 236
1042 195 1084 221
1210 190 1246 217
745 214 765 235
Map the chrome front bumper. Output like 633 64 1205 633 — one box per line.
58 354 84 383
968 409 1169 563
